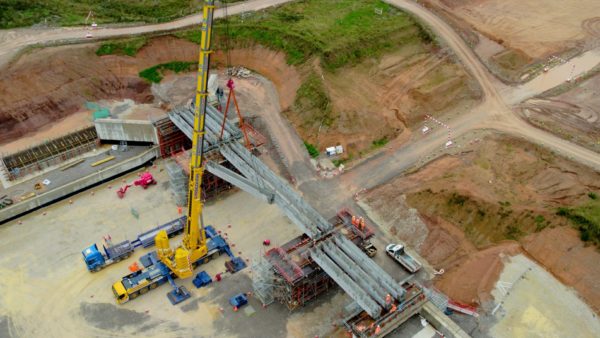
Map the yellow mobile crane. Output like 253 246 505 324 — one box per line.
111 0 244 305
154 0 215 279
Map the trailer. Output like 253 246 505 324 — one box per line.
82 216 186 272
385 244 422 273
131 216 186 248
112 226 244 304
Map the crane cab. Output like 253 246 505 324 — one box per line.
112 281 129 304
82 244 106 272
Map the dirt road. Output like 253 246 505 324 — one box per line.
0 0 294 69
379 0 600 170
249 74 316 184
300 0 600 216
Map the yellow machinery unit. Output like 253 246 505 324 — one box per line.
155 0 215 279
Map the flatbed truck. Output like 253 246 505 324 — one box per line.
385 243 422 273
82 216 186 272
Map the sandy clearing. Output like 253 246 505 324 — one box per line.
490 254 600 338
439 0 600 59
0 160 306 338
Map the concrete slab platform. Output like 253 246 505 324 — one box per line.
0 158 355 337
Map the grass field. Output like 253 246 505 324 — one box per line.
96 38 148 57
0 0 245 29
139 61 196 83
89 0 435 158
179 0 431 69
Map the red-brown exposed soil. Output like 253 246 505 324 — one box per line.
213 47 301 111
522 226 600 314
288 44 480 156
433 0 600 59
0 36 300 150
363 134 600 309
433 242 521 305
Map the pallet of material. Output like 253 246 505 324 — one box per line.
91 156 115 167
60 158 85 171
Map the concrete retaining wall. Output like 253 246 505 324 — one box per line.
0 147 158 224
421 302 472 338
95 119 159 144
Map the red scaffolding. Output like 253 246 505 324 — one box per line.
154 117 189 158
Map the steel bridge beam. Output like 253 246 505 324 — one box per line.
334 234 405 300
311 246 382 318
322 241 388 307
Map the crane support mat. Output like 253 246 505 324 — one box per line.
193 271 212 288
140 252 159 268
229 293 248 308
167 286 191 305
225 257 247 273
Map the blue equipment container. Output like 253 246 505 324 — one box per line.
193 271 212 288
229 293 248 309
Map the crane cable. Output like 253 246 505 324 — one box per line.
223 1 232 71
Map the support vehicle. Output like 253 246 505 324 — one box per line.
82 216 186 272
112 226 232 304
82 240 133 272
361 241 377 257
134 172 156 188
385 244 422 273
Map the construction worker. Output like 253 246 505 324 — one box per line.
385 293 392 305
374 325 382 335
359 218 365 231
351 215 357 226
390 303 397 313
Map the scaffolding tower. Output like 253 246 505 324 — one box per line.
251 254 276 306
165 160 188 207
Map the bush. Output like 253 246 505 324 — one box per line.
303 141 319 158
139 61 196 83
448 193 468 206
372 137 389 149
505 225 523 240
556 204 600 246
588 192 598 200
96 38 148 57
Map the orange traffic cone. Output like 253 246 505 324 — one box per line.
233 306 238 312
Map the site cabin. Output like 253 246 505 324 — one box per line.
385 244 422 273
